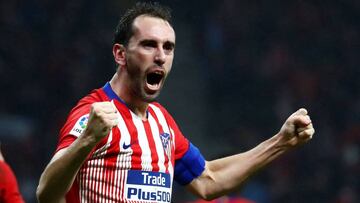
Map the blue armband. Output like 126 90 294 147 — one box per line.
174 143 205 185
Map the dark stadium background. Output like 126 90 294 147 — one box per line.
0 0 358 202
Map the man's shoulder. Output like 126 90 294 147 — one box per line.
67 87 108 116
58 87 107 140
77 88 108 106
149 102 176 121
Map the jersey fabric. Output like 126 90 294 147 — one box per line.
0 161 25 203
56 82 203 203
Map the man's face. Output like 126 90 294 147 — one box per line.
124 15 175 102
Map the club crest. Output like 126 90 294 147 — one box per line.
160 132 171 157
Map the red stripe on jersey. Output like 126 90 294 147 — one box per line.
143 120 159 171
148 108 170 173
113 100 142 170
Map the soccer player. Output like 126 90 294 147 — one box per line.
0 146 25 203
37 2 315 203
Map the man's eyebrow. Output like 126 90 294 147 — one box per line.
139 39 175 48
140 39 157 45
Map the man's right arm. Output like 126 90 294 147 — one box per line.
36 135 97 203
36 102 119 203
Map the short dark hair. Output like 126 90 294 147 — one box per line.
113 2 172 46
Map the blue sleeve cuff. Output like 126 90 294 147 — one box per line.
174 143 205 185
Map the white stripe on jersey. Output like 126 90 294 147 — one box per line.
148 104 174 179
147 113 166 173
130 112 153 171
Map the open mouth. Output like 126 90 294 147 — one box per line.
147 72 163 85
145 70 164 92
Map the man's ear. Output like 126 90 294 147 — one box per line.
113 43 126 66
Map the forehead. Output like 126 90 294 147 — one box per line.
131 15 175 42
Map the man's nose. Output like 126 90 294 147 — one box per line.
154 47 166 66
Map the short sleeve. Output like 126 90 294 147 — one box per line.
56 102 92 153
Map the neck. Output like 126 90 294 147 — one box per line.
109 73 149 120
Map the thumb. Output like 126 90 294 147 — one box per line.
110 99 117 110
292 115 311 128
110 100 120 127
293 108 308 116
289 108 311 127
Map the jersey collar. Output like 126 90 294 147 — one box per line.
102 82 149 119
102 82 127 105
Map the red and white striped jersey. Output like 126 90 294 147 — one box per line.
56 84 190 203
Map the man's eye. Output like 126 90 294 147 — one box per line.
164 45 173 51
163 43 175 52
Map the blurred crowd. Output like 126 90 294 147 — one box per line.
0 0 358 202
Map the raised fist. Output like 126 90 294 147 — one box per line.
83 101 119 143
277 108 315 148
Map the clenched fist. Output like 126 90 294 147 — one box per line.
83 101 119 143
277 108 315 148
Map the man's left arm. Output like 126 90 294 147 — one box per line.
186 108 315 200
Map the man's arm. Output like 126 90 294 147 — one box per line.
0 147 25 203
36 102 119 203
186 108 315 200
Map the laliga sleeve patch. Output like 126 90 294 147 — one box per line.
69 114 89 137
174 143 205 185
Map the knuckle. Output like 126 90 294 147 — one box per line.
92 102 100 108
91 103 102 112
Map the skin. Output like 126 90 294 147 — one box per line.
187 108 314 200
111 15 175 119
36 15 176 203
36 15 315 202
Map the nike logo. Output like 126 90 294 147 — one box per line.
123 142 131 149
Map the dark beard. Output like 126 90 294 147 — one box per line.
129 77 159 103
126 60 163 103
